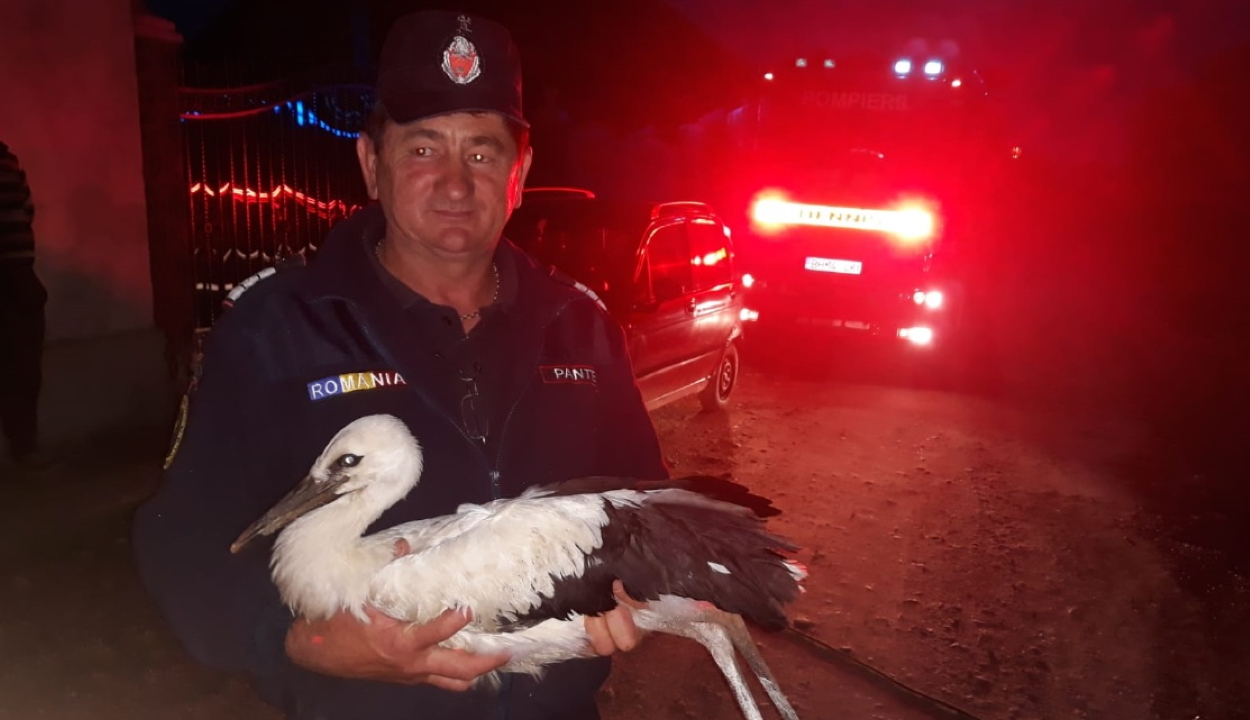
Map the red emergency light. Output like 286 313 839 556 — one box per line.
692 247 729 267
750 194 936 244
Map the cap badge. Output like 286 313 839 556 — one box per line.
442 35 482 85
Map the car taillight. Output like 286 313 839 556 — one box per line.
898 326 934 345
913 289 944 309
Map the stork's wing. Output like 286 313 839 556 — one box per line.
366 493 621 629
522 474 783 518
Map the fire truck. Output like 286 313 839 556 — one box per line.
720 52 1013 353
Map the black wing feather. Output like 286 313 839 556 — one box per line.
501 482 802 632
535 474 784 518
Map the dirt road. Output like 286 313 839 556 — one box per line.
1 364 1245 720
603 367 1246 720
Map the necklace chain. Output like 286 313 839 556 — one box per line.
375 239 499 321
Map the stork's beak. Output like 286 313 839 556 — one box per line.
230 472 346 554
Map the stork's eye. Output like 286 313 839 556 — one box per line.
338 453 362 468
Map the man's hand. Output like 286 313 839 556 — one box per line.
284 536 509 689
285 605 510 691
585 580 648 656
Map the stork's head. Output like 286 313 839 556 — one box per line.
230 414 424 553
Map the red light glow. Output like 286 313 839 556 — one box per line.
749 193 936 243
898 326 934 345
692 247 729 266
189 182 362 222
913 290 944 309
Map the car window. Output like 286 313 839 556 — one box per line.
688 218 733 292
505 205 545 249
509 206 604 282
642 223 691 302
508 208 588 268
543 214 600 277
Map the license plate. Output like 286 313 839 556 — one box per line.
804 256 863 275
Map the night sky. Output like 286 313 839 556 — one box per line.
666 0 1250 164
145 0 754 133
145 0 1250 166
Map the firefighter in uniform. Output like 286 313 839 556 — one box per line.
132 10 668 720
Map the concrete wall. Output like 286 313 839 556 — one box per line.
0 0 175 454
0 0 153 341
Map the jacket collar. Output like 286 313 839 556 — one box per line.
300 203 569 323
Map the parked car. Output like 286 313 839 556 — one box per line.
506 188 747 412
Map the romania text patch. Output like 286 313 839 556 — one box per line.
540 365 597 386
308 371 407 401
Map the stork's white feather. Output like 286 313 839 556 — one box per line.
370 493 620 628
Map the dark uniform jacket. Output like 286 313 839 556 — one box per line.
132 203 668 720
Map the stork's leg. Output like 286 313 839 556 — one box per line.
720 613 802 720
680 621 766 720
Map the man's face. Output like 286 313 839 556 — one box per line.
356 111 531 261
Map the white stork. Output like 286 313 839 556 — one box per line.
231 414 805 720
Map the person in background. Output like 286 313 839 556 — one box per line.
0 140 49 473
132 10 668 720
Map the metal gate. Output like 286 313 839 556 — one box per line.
178 71 375 330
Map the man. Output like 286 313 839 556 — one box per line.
0 140 48 470
132 10 667 720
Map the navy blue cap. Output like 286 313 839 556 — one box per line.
376 11 528 128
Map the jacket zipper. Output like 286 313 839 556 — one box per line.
350 308 496 478
489 382 530 499
489 303 575 720
488 303 568 500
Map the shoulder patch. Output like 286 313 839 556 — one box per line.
547 267 607 312
220 253 306 311
162 391 190 470
165 329 210 470
221 267 276 310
